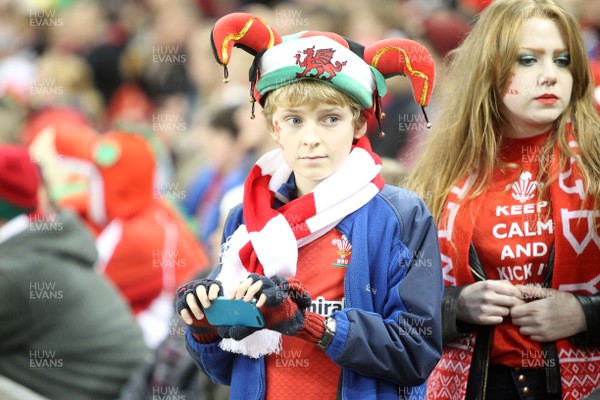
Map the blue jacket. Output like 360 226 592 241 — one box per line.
185 184 443 399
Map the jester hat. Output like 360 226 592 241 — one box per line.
211 13 436 135
52 129 155 226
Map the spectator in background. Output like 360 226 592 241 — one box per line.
173 21 260 190
337 0 444 171
182 104 255 256
26 111 97 223
29 50 104 125
31 127 211 348
48 0 127 108
578 0 600 113
0 144 148 400
204 106 278 262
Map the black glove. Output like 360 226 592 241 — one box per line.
176 279 223 343
218 274 314 340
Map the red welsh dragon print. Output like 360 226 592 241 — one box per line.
294 46 347 81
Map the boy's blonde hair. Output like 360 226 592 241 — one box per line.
261 80 366 131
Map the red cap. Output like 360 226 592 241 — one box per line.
0 145 39 220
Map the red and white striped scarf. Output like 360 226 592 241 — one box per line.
427 126 600 399
217 136 384 357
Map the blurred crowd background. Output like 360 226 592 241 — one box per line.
2 0 600 239
0 0 599 399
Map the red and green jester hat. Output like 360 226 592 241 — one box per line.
210 12 436 138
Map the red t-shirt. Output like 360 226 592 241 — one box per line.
471 131 554 368
265 228 348 399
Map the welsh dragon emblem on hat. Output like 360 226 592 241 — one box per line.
211 13 436 136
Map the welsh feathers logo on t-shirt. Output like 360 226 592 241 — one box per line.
331 234 351 267
511 171 538 204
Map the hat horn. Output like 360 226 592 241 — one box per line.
364 38 435 107
211 13 282 82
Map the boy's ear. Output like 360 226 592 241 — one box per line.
353 121 368 140
268 125 279 142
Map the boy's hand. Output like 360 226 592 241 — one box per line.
219 274 315 340
176 279 223 343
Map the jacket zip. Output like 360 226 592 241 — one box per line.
481 334 492 399
468 243 492 400
338 268 350 400
467 242 556 399
256 357 265 400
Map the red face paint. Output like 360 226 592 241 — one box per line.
274 120 281 137
506 72 519 95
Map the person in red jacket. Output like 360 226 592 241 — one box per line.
33 126 210 348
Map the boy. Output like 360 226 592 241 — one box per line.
176 13 442 399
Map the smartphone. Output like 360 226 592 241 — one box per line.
203 297 265 328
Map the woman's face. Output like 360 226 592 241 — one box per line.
501 17 573 138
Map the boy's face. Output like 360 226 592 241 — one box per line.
271 103 365 196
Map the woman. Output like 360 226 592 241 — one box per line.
407 0 600 399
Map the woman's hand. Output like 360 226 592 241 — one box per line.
456 280 525 325
511 285 586 342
